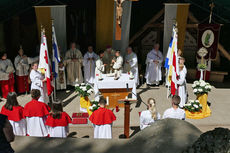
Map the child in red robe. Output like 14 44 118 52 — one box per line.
1 92 26 136
89 97 116 139
45 102 72 138
23 89 50 137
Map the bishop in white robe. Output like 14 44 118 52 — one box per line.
145 44 163 85
64 43 83 86
123 47 139 85
83 46 98 84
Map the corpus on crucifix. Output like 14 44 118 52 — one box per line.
114 0 138 40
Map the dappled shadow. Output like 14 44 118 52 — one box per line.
56 89 75 102
135 85 159 108
62 94 78 107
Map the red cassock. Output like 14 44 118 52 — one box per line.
23 99 51 117
0 73 15 99
196 70 210 81
1 105 24 122
45 112 72 127
89 107 116 125
16 75 29 93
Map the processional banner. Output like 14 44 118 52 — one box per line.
197 24 221 60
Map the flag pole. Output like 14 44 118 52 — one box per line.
51 19 57 101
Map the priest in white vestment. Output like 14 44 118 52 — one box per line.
163 95 185 120
112 51 123 75
64 43 83 86
145 43 163 85
14 47 30 94
0 53 15 99
30 63 49 103
83 46 98 84
102 46 116 73
123 47 139 85
95 51 106 79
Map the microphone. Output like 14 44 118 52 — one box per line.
126 83 148 107
126 83 129 92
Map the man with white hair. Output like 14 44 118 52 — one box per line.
83 45 98 84
145 43 163 86
124 47 139 85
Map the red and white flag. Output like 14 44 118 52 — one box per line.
170 30 179 95
38 30 53 96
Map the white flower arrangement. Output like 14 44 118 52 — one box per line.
192 80 211 95
89 100 99 112
184 99 202 112
75 83 93 97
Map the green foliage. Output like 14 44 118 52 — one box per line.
75 83 93 98
184 100 202 113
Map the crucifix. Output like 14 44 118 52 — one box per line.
114 0 138 40
209 1 215 24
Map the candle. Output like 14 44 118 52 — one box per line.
106 96 109 105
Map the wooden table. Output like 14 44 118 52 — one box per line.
118 99 137 138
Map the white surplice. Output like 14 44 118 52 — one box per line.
0 59 15 81
9 119 26 136
140 110 161 130
113 56 123 74
124 52 139 85
95 58 104 78
177 66 187 107
163 108 185 120
83 52 98 84
30 69 49 103
93 124 112 139
26 116 48 137
14 55 30 76
48 126 69 138
145 49 163 85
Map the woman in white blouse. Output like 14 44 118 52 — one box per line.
140 98 161 130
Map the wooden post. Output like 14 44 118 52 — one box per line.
124 101 130 138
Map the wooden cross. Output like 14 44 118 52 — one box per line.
115 0 138 40
209 1 215 23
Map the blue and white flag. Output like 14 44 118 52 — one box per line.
52 22 61 78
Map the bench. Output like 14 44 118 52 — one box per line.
187 69 228 83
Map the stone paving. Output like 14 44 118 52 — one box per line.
1 82 230 138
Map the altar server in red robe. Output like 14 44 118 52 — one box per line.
46 102 72 138
23 89 50 137
0 52 15 99
1 92 26 136
14 47 30 94
89 97 116 139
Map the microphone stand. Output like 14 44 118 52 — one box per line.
126 83 148 107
